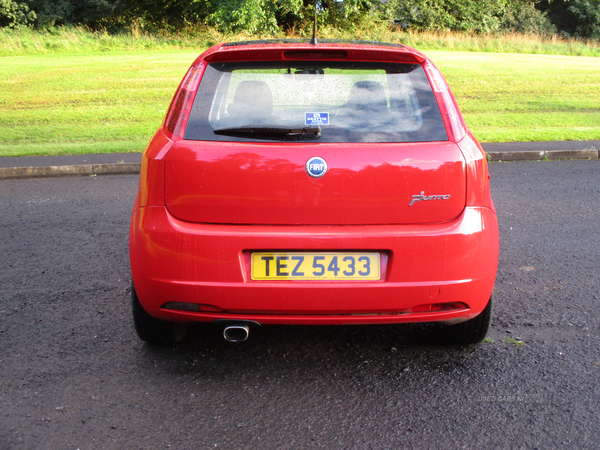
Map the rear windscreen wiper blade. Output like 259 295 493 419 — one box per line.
213 126 321 141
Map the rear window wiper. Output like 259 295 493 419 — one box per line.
213 126 321 141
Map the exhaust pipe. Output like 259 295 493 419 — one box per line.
223 324 250 342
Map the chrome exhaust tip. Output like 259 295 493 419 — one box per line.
223 324 250 342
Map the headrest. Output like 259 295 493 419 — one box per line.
228 80 274 116
347 81 388 112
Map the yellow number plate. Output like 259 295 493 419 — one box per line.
251 252 380 281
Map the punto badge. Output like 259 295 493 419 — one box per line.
306 156 328 178
409 191 451 206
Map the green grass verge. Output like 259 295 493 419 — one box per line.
3 26 600 57
1 48 599 157
0 26 215 56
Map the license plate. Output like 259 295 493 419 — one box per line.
251 252 380 281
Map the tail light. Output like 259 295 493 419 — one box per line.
164 62 205 140
422 61 494 210
423 60 467 142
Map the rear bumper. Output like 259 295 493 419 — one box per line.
129 206 498 325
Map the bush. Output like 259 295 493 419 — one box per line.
205 0 377 35
538 0 600 39
382 0 555 35
507 1 556 35
24 0 124 29
1 0 35 27
207 0 281 34
382 0 505 33
568 0 600 38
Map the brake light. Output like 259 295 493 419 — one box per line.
423 60 466 142
164 62 205 140
284 50 348 59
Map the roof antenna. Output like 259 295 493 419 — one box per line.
310 0 318 45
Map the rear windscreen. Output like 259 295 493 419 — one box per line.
184 61 447 143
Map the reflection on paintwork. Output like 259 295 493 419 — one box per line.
164 141 466 226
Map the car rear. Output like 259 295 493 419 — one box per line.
129 40 499 344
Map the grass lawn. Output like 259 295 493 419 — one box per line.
429 51 600 142
1 51 198 157
1 49 600 157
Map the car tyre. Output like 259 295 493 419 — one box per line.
131 283 188 344
438 296 493 345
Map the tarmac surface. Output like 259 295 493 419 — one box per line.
0 140 599 180
1 160 600 448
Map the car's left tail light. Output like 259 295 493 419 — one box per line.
163 62 204 140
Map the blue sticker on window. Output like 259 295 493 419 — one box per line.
305 112 329 126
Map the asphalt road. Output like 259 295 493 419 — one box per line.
1 160 599 449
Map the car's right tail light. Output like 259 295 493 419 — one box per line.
423 60 467 143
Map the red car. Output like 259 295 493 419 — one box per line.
129 39 499 345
